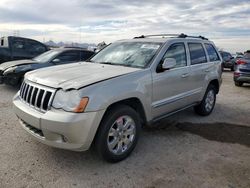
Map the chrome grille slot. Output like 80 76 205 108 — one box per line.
19 81 55 113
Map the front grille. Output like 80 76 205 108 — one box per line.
19 81 55 112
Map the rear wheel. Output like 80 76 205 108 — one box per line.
235 81 243 87
194 85 216 116
95 105 141 163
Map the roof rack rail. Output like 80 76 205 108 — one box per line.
134 33 208 40
134 34 179 39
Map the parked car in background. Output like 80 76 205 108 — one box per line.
0 48 94 86
0 36 49 64
220 51 235 71
13 34 222 162
234 50 250 86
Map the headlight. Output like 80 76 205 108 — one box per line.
3 66 17 75
52 89 89 113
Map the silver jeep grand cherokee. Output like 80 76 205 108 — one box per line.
13 34 222 162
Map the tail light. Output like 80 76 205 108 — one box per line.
237 60 247 65
234 72 240 76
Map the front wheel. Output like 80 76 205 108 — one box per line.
95 105 141 163
194 85 216 116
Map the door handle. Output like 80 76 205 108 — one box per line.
181 73 189 78
205 69 210 72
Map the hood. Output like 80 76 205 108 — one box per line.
25 62 140 90
0 59 37 70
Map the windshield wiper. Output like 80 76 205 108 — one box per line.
99 62 115 65
99 62 142 68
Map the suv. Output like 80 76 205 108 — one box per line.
219 51 235 71
13 34 222 162
234 50 250 86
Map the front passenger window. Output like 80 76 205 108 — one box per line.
162 43 187 68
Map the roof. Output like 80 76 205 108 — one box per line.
117 34 211 44
52 48 92 52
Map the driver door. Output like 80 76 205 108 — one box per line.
52 50 81 65
151 42 193 119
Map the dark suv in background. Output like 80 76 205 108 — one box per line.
234 50 250 86
0 36 49 64
220 51 235 71
0 48 94 86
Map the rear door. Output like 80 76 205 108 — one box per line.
188 42 215 101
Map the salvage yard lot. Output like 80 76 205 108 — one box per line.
0 71 249 188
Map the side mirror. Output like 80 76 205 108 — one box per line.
52 59 60 63
162 58 176 70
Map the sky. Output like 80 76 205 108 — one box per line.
0 0 249 53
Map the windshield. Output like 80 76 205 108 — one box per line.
33 50 60 63
90 42 162 68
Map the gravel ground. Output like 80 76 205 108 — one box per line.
0 71 249 188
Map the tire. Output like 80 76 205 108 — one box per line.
231 66 234 71
95 105 141 163
235 81 243 87
194 85 216 116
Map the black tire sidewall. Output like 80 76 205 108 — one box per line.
95 105 141 162
195 85 216 116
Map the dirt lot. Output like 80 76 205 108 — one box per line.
0 71 249 188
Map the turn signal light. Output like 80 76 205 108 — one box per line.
74 97 89 113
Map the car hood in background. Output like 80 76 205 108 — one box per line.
25 62 141 90
0 59 37 70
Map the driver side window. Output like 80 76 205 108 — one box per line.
162 43 187 68
56 51 80 63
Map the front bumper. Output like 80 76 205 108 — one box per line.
234 73 250 83
13 93 105 151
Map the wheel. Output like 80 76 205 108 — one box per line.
95 105 141 163
231 66 234 71
235 81 243 87
194 85 216 116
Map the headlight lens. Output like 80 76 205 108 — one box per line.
52 89 88 112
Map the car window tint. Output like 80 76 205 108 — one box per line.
26 40 46 54
205 43 220 61
220 52 232 61
188 43 207 65
163 43 187 68
80 51 94 61
12 39 25 51
56 51 80 62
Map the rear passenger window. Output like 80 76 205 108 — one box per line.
163 43 187 68
205 44 220 61
188 43 207 65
